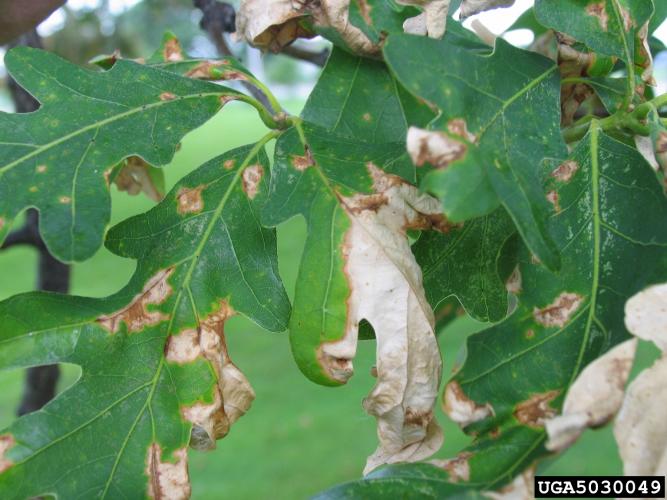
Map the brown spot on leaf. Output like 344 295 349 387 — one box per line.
404 409 433 428
586 2 609 31
36 165 47 173
407 127 467 169
506 265 522 295
433 452 473 482
146 443 190 500
358 0 372 24
525 328 535 339
241 164 264 199
0 217 5 232
619 5 633 31
514 390 560 427
362 112 372 122
0 434 15 473
551 160 579 182
220 95 239 106
181 387 229 451
223 159 236 170
290 149 314 171
533 292 584 328
546 190 560 212
163 38 184 62
443 381 494 427
344 193 388 215
185 61 222 79
176 185 205 214
316 345 354 383
657 132 667 154
29 186 38 193
59 196 71 204
97 268 174 334
159 92 177 101
447 118 477 143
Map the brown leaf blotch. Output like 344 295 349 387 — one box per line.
358 0 372 24
181 387 230 451
290 151 314 171
163 38 184 62
447 118 477 143
506 265 522 295
185 61 223 79
176 185 205 214
59 196 71 204
362 112 372 122
160 92 178 101
146 443 190 500
443 381 494 427
316 345 354 384
551 160 579 182
432 452 473 483
514 390 560 427
533 292 584 328
586 2 609 31
37 165 47 173
223 159 236 170
241 164 264 199
407 127 467 169
0 434 15 473
97 268 174 334
546 190 560 212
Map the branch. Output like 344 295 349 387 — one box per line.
282 45 329 67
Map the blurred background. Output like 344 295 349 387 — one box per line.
0 1 667 498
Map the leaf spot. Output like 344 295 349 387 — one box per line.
505 265 522 295
432 452 473 483
242 164 264 199
146 444 190 500
586 1 609 31
223 159 236 170
0 434 15 473
551 160 579 182
291 148 315 171
406 127 467 168
176 186 205 214
36 165 47 173
362 112 372 122
163 37 185 62
546 190 560 212
29 186 38 193
97 268 174 334
447 118 477 143
59 196 72 204
533 292 584 328
159 92 178 101
514 390 560 427
444 381 494 427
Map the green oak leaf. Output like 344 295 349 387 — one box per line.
443 125 667 488
0 143 290 499
384 34 567 270
650 0 667 33
314 463 483 499
0 46 249 263
416 208 518 323
535 0 653 64
262 48 432 385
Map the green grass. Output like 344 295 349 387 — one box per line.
0 101 659 499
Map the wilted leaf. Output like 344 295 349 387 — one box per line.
396 0 452 38
262 48 447 471
0 144 290 498
385 34 567 270
458 0 515 20
545 339 637 452
0 47 244 262
440 125 667 487
615 283 667 477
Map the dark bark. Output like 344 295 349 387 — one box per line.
3 30 70 417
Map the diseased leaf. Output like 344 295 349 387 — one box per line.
458 0 515 20
347 0 422 41
395 0 452 38
442 126 667 488
534 0 653 66
0 144 290 498
0 46 246 262
615 284 667 477
385 34 567 270
261 48 448 472
111 156 166 202
416 209 517 323
545 339 636 452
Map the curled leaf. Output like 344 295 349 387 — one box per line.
397 0 451 38
615 284 667 476
112 156 166 202
333 165 445 474
545 339 637 452
459 0 515 20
